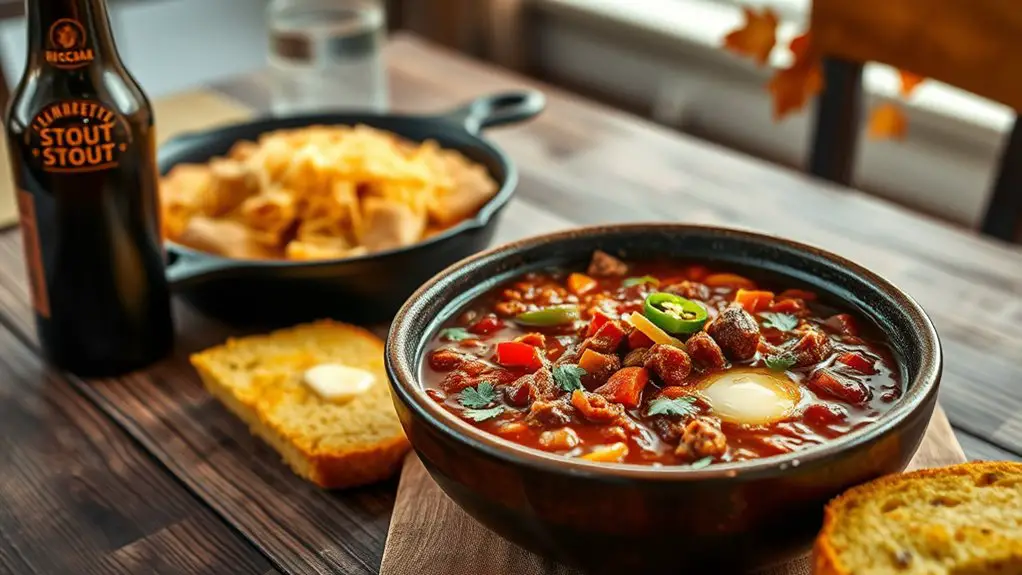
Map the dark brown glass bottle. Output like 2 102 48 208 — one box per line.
5 0 173 376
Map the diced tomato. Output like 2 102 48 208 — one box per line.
515 332 546 348
824 314 859 337
778 289 817 301
585 309 614 337
703 273 756 290
836 352 877 375
733 289 774 313
567 272 598 296
807 369 870 405
802 403 848 427
683 265 710 282
768 298 804 314
627 328 655 350
495 341 543 370
595 367 650 408
469 313 504 335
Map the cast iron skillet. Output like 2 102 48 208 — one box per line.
158 91 544 325
386 224 942 573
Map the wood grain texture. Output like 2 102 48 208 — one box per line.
812 0 1022 111
0 33 1007 575
0 323 278 575
380 411 964 575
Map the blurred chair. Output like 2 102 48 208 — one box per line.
808 0 1022 242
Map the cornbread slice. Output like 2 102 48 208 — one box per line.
814 462 1022 575
190 321 409 488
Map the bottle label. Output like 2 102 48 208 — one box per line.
45 18 94 69
17 191 50 319
27 100 132 173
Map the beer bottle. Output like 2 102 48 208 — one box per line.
5 0 173 376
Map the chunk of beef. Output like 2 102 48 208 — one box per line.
685 332 727 370
428 348 465 372
578 349 621 388
644 343 693 386
580 320 627 354
807 369 870 406
664 281 711 301
525 399 574 427
538 427 581 451
674 416 727 461
587 250 628 277
505 366 558 406
707 305 760 361
791 328 834 367
650 417 686 444
570 390 625 422
623 347 650 368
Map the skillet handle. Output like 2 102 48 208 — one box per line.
437 91 545 134
165 250 236 290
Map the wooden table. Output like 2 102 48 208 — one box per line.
2 34 1020 574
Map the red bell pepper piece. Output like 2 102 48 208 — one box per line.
585 309 614 337
469 313 504 335
495 341 543 370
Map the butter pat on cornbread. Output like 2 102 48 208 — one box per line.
190 321 409 488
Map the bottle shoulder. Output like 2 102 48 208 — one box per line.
6 63 153 130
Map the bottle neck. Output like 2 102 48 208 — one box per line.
27 0 120 70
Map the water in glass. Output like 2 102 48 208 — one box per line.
267 0 388 114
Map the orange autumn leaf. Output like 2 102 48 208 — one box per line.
898 69 925 97
723 7 780 65
767 59 823 120
867 103 908 140
788 32 812 60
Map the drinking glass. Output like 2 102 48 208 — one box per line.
267 0 388 115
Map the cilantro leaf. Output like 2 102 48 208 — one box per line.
439 327 473 341
463 406 504 422
622 275 660 288
689 456 714 470
459 382 497 409
647 396 698 418
764 353 797 372
552 364 587 393
760 312 799 332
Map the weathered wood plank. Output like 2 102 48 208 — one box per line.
0 323 278 575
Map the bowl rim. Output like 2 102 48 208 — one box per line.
158 113 518 269
386 223 942 481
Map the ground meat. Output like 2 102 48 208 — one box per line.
674 416 727 461
525 399 575 427
623 347 650 368
587 250 628 277
428 348 465 371
707 305 760 361
791 328 834 367
570 390 625 422
644 343 693 386
664 281 711 301
538 427 581 451
685 332 727 369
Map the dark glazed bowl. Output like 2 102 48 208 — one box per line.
385 224 941 574
158 91 544 326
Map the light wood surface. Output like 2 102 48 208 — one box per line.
0 34 1012 575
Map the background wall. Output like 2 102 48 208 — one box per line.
0 0 269 98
